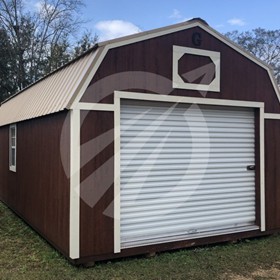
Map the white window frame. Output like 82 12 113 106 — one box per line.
173 46 221 92
9 124 17 172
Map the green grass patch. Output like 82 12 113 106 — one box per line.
1 201 280 280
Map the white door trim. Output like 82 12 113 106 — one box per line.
115 91 264 108
260 107 266 231
114 97 121 253
114 91 266 251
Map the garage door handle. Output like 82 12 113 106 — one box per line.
247 165 255 171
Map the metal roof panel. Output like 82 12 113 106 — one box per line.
0 51 97 126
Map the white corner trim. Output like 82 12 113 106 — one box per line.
69 109 80 259
264 113 280 120
173 46 220 92
114 96 121 253
75 102 115 111
260 107 266 232
115 91 264 108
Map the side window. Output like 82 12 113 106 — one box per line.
9 124 16 172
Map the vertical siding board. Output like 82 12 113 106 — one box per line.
0 127 10 204
80 110 114 257
265 120 280 230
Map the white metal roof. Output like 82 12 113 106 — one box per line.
0 50 98 126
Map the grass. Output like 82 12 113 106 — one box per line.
1 201 280 280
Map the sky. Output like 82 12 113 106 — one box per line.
80 0 280 41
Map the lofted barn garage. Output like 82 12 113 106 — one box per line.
0 18 280 264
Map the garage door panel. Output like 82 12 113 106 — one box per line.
122 162 253 171
121 157 254 165
121 126 254 134
121 103 254 115
121 191 255 206
121 113 254 123
121 168 253 178
120 101 257 249
121 132 255 139
122 211 256 228
122 199 255 220
123 201 255 217
122 185 255 195
120 175 254 189
121 173 254 184
122 219 256 246
122 120 254 130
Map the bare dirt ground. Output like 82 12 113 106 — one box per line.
223 266 280 280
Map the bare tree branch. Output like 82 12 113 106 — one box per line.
225 28 280 84
0 0 96 99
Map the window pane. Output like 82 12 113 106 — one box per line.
11 148 16 166
11 137 16 147
10 127 15 138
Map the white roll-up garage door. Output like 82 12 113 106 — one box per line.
120 100 258 249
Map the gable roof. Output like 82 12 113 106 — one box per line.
0 18 279 127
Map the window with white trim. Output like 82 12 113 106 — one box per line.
173 45 221 92
9 124 16 172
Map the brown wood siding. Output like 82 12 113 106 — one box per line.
265 120 280 230
81 26 279 114
0 111 70 256
80 111 114 257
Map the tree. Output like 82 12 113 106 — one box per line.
73 31 98 57
0 28 17 101
225 28 280 84
0 0 97 101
